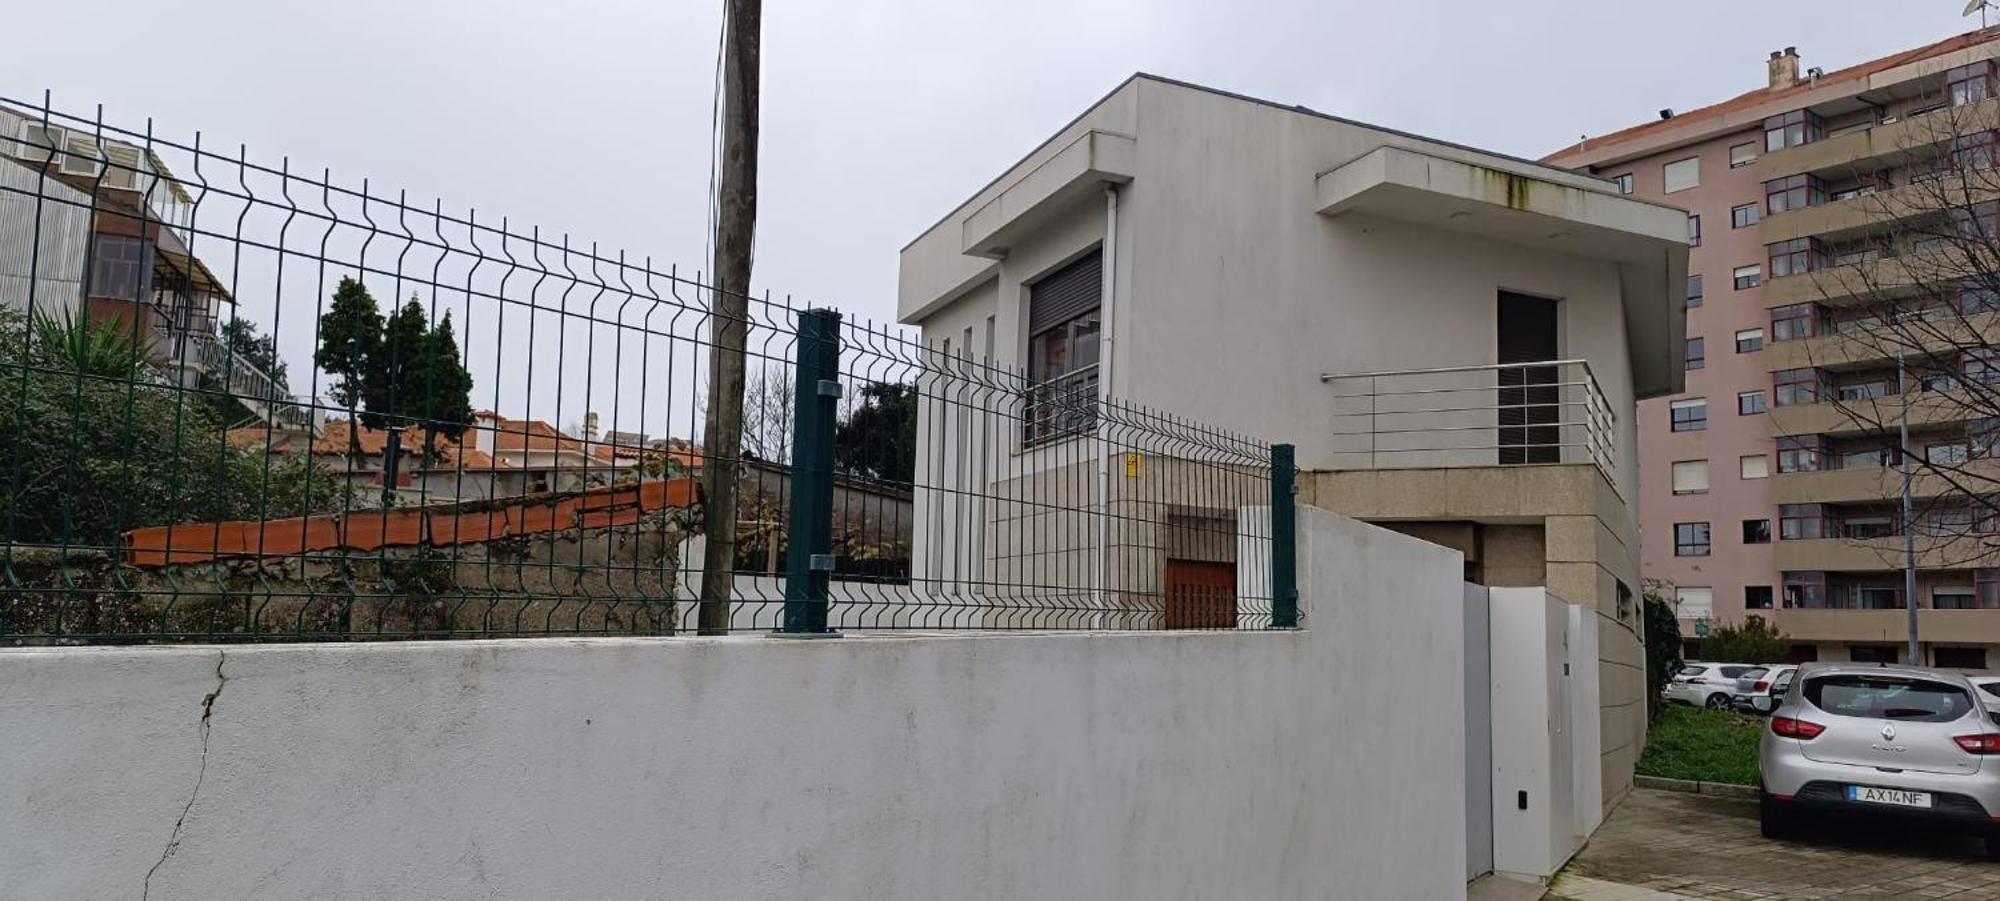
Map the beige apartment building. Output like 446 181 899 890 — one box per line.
1547 28 2000 669
898 74 1690 818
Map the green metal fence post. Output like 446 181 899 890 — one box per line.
780 308 842 635
1271 443 1299 628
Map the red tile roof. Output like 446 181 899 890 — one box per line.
1544 27 2000 164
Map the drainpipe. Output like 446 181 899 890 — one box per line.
1094 185 1119 623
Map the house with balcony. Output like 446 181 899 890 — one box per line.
897 74 1691 833
0 103 309 431
1546 28 2000 669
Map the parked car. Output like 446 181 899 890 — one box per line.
1732 665 1799 716
1664 662 1758 709
1971 675 2000 713
1760 663 2000 858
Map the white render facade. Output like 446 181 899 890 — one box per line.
898 75 1691 820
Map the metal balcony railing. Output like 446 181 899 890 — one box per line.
1317 359 1618 487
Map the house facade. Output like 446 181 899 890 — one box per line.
897 75 1690 815
1546 28 2000 668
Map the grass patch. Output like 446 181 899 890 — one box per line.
1637 705 1764 786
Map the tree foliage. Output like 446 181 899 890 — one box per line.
313 280 474 443
222 316 289 391
314 277 381 411
1642 582 1685 722
834 381 917 483
1700 616 1788 665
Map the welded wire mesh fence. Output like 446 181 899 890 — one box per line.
0 94 1285 644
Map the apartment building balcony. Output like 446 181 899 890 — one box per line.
1758 97 2000 181
1760 247 1969 306
1774 607 2000 644
1773 534 1980 572
1771 458 2000 504
1766 388 1976 437
1758 175 2000 245
1765 310 2000 370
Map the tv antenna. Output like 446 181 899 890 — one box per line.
1969 0 1993 28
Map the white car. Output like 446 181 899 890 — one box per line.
1731 664 1799 715
1665 662 1759 709
1970 675 2000 712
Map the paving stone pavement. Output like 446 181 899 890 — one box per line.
1548 788 2000 900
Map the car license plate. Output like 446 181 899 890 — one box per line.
1848 786 1933 809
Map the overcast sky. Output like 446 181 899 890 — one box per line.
0 0 1979 430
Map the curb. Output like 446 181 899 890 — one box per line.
1634 775 1758 800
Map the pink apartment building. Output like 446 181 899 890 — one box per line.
1548 28 2000 669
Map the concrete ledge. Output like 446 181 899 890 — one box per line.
1633 775 1758 800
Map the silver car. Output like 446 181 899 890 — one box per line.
1732 665 1799 716
1760 663 2000 858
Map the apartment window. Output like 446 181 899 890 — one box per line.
1773 368 1825 407
1764 109 1821 153
1738 390 1766 415
1730 142 1759 168
1777 437 1826 473
1735 328 1764 353
1025 251 1103 444
1950 61 1997 107
1958 281 2000 315
1670 398 1707 432
1746 586 1775 610
1741 454 1770 479
1838 381 1888 402
1770 303 1820 341
1731 203 1759 229
1935 586 1980 610
1955 134 1998 173
1674 523 1712 557
88 234 152 302
1743 519 1772 544
1765 174 1820 215
1687 214 1702 247
1611 173 1634 194
1664 157 1701 194
58 132 102 177
102 144 143 192
1676 586 1714 619
1671 459 1709 495
1953 202 1999 245
1850 645 1901 663
14 120 62 164
1784 571 1828 608
1768 238 1822 278
1853 585 1903 608
1684 337 1705 371
1935 647 1989 669
1780 503 1829 539
1980 568 2000 608
1928 441 1971 466
1967 348 2000 385
1733 265 1762 290
1686 275 1704 308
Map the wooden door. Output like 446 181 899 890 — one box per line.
1164 559 1237 629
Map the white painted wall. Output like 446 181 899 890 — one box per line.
0 506 1466 901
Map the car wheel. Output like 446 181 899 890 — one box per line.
1705 693 1731 710
1760 792 1793 840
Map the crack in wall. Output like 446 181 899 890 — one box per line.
141 650 227 901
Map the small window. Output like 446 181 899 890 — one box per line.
1734 265 1762 290
14 120 62 164
1764 109 1821 153
102 144 143 192
1730 142 1759 168
1771 303 1820 341
1685 337 1706 371
1664 157 1701 194
1735 328 1764 353
1738 390 1767 416
1935 647 1989 670
1765 174 1820 215
1741 454 1770 479
1846 645 1903 665
1774 369 1825 407
59 132 102 177
1687 214 1702 246
1672 459 1709 495
1676 586 1714 617
1958 281 2000 315
1671 398 1707 432
1674 522 1712 556
1785 570 1828 607
1743 519 1772 544
1611 173 1635 194
1746 585 1774 609
1686 275 1704 308
1768 238 1822 278
1950 61 1996 108
1731 203 1760 228
1935 586 1982 610
88 234 152 302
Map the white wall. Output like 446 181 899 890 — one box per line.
0 506 1466 901
1487 587 1594 880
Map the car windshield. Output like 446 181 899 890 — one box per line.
1677 665 1706 678
1804 674 1974 722
1739 667 1769 681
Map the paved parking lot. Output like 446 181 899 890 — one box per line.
1550 788 2000 900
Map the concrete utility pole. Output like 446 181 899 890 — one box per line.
699 0 762 635
1899 343 1919 665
